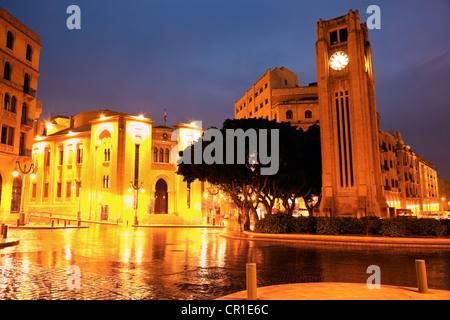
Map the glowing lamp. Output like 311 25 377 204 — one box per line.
12 170 19 177
30 173 36 180
128 187 133 193
71 185 76 190
140 188 145 193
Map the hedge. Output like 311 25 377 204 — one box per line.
254 214 449 238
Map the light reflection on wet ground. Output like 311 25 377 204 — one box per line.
1 223 449 299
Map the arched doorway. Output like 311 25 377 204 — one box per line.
154 179 168 214
11 177 22 213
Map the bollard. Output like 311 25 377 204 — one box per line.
2 225 7 239
51 220 54 228
17 219 20 227
64 220 67 228
246 263 257 300
415 260 428 293
0 223 4 237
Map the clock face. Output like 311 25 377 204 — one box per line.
329 51 349 71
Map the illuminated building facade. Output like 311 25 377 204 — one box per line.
235 10 441 217
28 110 205 225
0 7 42 223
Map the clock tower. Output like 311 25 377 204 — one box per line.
316 10 388 217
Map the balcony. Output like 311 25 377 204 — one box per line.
19 148 32 158
21 117 34 130
23 86 37 98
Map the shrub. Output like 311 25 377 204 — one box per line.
294 216 317 234
380 218 406 237
254 214 448 238
254 213 297 234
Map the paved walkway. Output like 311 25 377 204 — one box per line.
217 282 450 300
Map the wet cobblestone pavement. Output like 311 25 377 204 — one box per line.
1 223 450 300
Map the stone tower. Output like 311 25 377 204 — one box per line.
316 10 387 217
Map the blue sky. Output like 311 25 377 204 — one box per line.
1 0 450 180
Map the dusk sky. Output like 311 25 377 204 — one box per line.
1 0 449 180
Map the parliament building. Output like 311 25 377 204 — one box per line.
235 10 440 217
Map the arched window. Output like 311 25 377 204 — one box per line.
24 73 30 91
26 45 32 61
10 96 16 113
153 147 158 163
305 110 312 119
159 148 164 163
4 94 10 111
286 110 293 120
3 62 11 80
6 31 13 50
164 148 170 163
21 103 28 124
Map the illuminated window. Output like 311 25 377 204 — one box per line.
43 182 49 198
305 110 312 119
59 149 64 166
165 148 170 163
56 182 62 198
31 183 37 199
6 31 13 49
286 110 293 120
44 148 51 167
102 175 110 189
66 181 72 198
104 148 110 162
76 145 83 164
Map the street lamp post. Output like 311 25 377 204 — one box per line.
72 179 82 223
129 181 144 226
12 160 35 226
207 186 219 226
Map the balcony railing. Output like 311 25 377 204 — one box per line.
21 117 34 128
23 86 37 98
19 148 32 158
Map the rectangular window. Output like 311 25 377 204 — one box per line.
31 183 37 198
66 181 72 198
103 175 110 189
330 30 338 45
265 99 268 105
339 28 348 43
59 149 64 165
1 126 7 144
76 145 83 164
45 149 51 167
43 182 49 198
56 182 62 198
7 127 14 146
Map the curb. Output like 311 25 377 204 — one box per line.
221 231 450 249
216 282 450 300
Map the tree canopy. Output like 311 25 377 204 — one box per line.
176 118 321 230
